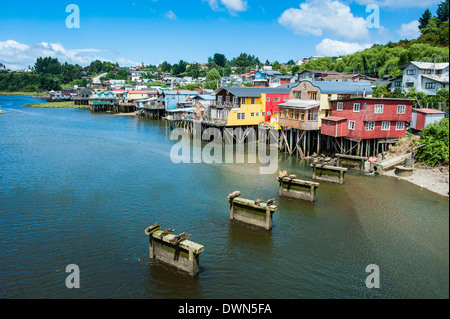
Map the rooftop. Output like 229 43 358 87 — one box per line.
297 80 374 95
214 86 291 97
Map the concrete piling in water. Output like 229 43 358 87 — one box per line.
145 223 204 277
336 154 368 171
277 171 319 203
311 163 348 184
227 191 277 231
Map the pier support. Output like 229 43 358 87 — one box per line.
336 154 369 171
227 192 277 231
311 164 348 184
277 172 319 202
145 223 204 277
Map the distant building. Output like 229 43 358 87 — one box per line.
164 90 199 111
298 70 342 82
399 61 449 95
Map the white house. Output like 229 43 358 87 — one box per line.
399 61 449 95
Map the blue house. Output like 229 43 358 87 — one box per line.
164 90 199 111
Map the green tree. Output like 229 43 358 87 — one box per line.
419 9 433 31
213 53 227 68
160 61 172 73
437 0 449 22
116 68 128 80
204 68 221 90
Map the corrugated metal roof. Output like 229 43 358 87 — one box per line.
299 80 374 95
277 99 320 109
214 86 291 97
414 108 445 114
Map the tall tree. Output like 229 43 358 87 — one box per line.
419 9 433 31
204 68 221 90
437 0 449 22
213 53 227 68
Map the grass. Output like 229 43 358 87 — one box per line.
25 101 89 109
0 91 47 96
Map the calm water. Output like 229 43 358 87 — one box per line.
0 95 448 299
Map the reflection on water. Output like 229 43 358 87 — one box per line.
0 96 448 299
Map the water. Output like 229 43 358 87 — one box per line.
0 96 448 299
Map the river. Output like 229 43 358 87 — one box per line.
0 95 448 299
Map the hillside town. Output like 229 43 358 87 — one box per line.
39 60 448 159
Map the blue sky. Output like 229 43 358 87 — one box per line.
0 0 443 70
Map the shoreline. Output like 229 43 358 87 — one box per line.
25 102 89 109
384 165 449 198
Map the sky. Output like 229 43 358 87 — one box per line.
0 0 444 70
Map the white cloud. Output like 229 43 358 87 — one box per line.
397 20 421 39
278 0 369 41
0 40 139 70
315 38 372 57
354 0 440 8
164 10 177 20
204 0 248 14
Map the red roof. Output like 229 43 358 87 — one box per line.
322 116 346 122
414 109 445 114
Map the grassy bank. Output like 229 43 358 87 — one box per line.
0 91 47 96
25 101 89 109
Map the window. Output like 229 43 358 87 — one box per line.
294 92 301 99
348 121 355 130
251 113 255 117
226 96 230 103
381 121 390 131
353 103 360 112
237 113 245 120
301 113 305 121
407 69 416 75
397 105 406 114
405 82 414 88
218 96 223 104
289 111 294 119
266 97 270 102
295 111 299 120
426 69 432 74
262 112 265 116
255 113 259 117
425 83 436 89
274 97 280 102
396 122 405 130
232 97 238 105
395 81 402 87
374 104 384 114
337 102 343 111
328 94 332 101
241 98 246 104
251 98 255 104
308 92 317 100
283 97 287 101
365 121 375 131
308 109 318 121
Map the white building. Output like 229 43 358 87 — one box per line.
399 61 449 95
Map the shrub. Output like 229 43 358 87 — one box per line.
416 117 449 166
